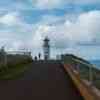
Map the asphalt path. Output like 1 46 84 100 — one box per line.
0 61 84 100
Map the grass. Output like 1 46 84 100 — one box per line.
0 61 32 80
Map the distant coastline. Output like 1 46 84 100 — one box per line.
89 60 100 69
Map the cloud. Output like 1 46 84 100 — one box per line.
33 10 100 47
30 10 100 59
0 0 100 12
64 0 100 4
0 9 100 59
0 13 20 26
0 12 33 52
0 0 100 13
32 0 63 9
74 11 100 42
31 0 100 9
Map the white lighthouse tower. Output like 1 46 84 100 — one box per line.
43 37 50 60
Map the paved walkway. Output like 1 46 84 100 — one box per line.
0 61 84 100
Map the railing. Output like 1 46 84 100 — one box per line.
71 58 94 84
71 58 100 88
63 57 100 100
7 51 31 56
0 51 32 69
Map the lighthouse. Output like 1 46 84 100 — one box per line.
43 37 50 60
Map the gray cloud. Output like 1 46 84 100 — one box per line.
0 9 100 59
31 0 100 9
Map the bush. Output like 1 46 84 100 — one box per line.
0 54 33 72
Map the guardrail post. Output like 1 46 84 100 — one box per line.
4 52 7 68
77 63 80 73
89 65 93 85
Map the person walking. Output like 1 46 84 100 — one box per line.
38 53 41 60
34 56 37 61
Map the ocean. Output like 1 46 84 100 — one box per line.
89 60 100 69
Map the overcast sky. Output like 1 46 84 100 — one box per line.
0 0 100 60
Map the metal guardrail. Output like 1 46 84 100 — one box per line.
71 58 94 85
63 56 100 99
0 51 32 68
63 64 100 100
7 51 31 56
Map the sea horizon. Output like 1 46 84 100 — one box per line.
89 60 100 69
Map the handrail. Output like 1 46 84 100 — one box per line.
63 64 100 100
71 58 93 84
72 58 92 67
72 58 100 70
